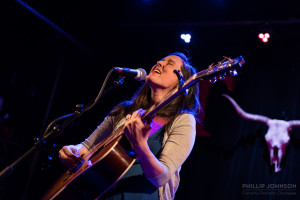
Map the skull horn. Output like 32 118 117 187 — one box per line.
288 120 300 128
222 94 270 124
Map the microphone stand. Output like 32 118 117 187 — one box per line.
0 69 125 181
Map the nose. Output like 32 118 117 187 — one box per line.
157 60 164 66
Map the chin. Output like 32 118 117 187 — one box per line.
146 76 161 88
145 76 153 85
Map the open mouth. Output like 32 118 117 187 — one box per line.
154 69 161 74
152 67 162 74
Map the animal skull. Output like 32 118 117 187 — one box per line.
265 120 290 172
223 94 300 172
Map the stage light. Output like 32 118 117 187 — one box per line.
258 33 264 39
258 33 270 43
181 34 191 43
264 33 270 39
262 37 268 43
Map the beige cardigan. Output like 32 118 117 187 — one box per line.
82 113 196 200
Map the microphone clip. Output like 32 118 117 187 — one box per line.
173 69 188 95
173 69 185 89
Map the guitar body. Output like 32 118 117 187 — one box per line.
42 135 136 200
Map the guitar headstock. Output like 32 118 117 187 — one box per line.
195 56 245 83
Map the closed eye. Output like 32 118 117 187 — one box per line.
160 58 175 67
166 59 175 66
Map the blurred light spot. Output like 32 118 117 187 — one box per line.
258 33 264 39
181 34 191 43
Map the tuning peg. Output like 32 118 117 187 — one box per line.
230 69 238 76
209 77 218 83
218 75 226 80
218 72 226 80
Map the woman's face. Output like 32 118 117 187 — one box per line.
146 55 183 91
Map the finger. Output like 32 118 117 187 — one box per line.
132 109 145 119
58 149 66 160
131 109 142 118
138 109 146 118
62 146 80 161
125 114 132 121
59 148 70 160
58 150 77 167
61 158 77 168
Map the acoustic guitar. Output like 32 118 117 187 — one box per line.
42 56 245 200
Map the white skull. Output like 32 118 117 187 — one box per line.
265 119 290 172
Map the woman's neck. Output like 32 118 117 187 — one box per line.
150 87 177 107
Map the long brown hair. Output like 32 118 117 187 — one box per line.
109 52 201 129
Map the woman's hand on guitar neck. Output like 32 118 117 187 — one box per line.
58 144 88 168
123 109 152 152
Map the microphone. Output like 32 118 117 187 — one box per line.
113 67 147 81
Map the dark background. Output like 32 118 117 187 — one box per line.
1 0 300 199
